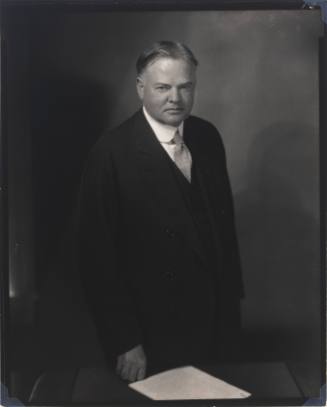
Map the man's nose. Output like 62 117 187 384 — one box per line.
168 88 180 103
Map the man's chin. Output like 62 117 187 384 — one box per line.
162 112 188 127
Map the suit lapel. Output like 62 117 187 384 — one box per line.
132 110 206 266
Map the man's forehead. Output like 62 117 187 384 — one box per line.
144 56 196 75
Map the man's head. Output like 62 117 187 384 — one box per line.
136 41 198 127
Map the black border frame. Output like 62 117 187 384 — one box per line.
0 0 316 11
0 1 325 406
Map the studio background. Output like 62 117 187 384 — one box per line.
4 9 323 400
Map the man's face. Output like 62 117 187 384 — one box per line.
136 57 196 127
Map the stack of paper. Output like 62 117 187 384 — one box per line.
129 366 251 400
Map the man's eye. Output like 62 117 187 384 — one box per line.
156 86 168 91
181 84 192 91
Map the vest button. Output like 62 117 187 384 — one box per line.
169 304 175 313
165 271 175 279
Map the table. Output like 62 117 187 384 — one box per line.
29 362 305 404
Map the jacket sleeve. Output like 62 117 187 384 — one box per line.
75 143 142 360
211 127 245 300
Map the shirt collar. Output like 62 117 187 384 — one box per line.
143 106 184 143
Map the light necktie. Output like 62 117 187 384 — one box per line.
172 129 192 182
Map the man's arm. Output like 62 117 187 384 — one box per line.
208 123 245 299
75 142 146 380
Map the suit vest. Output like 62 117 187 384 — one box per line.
166 155 218 272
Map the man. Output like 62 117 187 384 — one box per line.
76 41 244 383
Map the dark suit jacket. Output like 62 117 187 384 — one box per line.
76 109 244 368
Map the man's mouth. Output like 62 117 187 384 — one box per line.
165 108 184 112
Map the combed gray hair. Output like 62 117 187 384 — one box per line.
136 40 198 76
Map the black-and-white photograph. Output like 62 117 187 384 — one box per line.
1 1 326 405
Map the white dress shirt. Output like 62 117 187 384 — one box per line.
143 106 184 162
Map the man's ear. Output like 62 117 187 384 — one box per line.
136 76 145 100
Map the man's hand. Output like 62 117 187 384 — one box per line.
116 344 147 382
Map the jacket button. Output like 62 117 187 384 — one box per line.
165 228 175 238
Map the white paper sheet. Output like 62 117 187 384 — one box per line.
129 366 251 400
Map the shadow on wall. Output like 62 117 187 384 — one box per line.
236 122 320 362
32 73 116 368
32 72 114 287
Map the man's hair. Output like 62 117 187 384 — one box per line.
136 40 198 76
